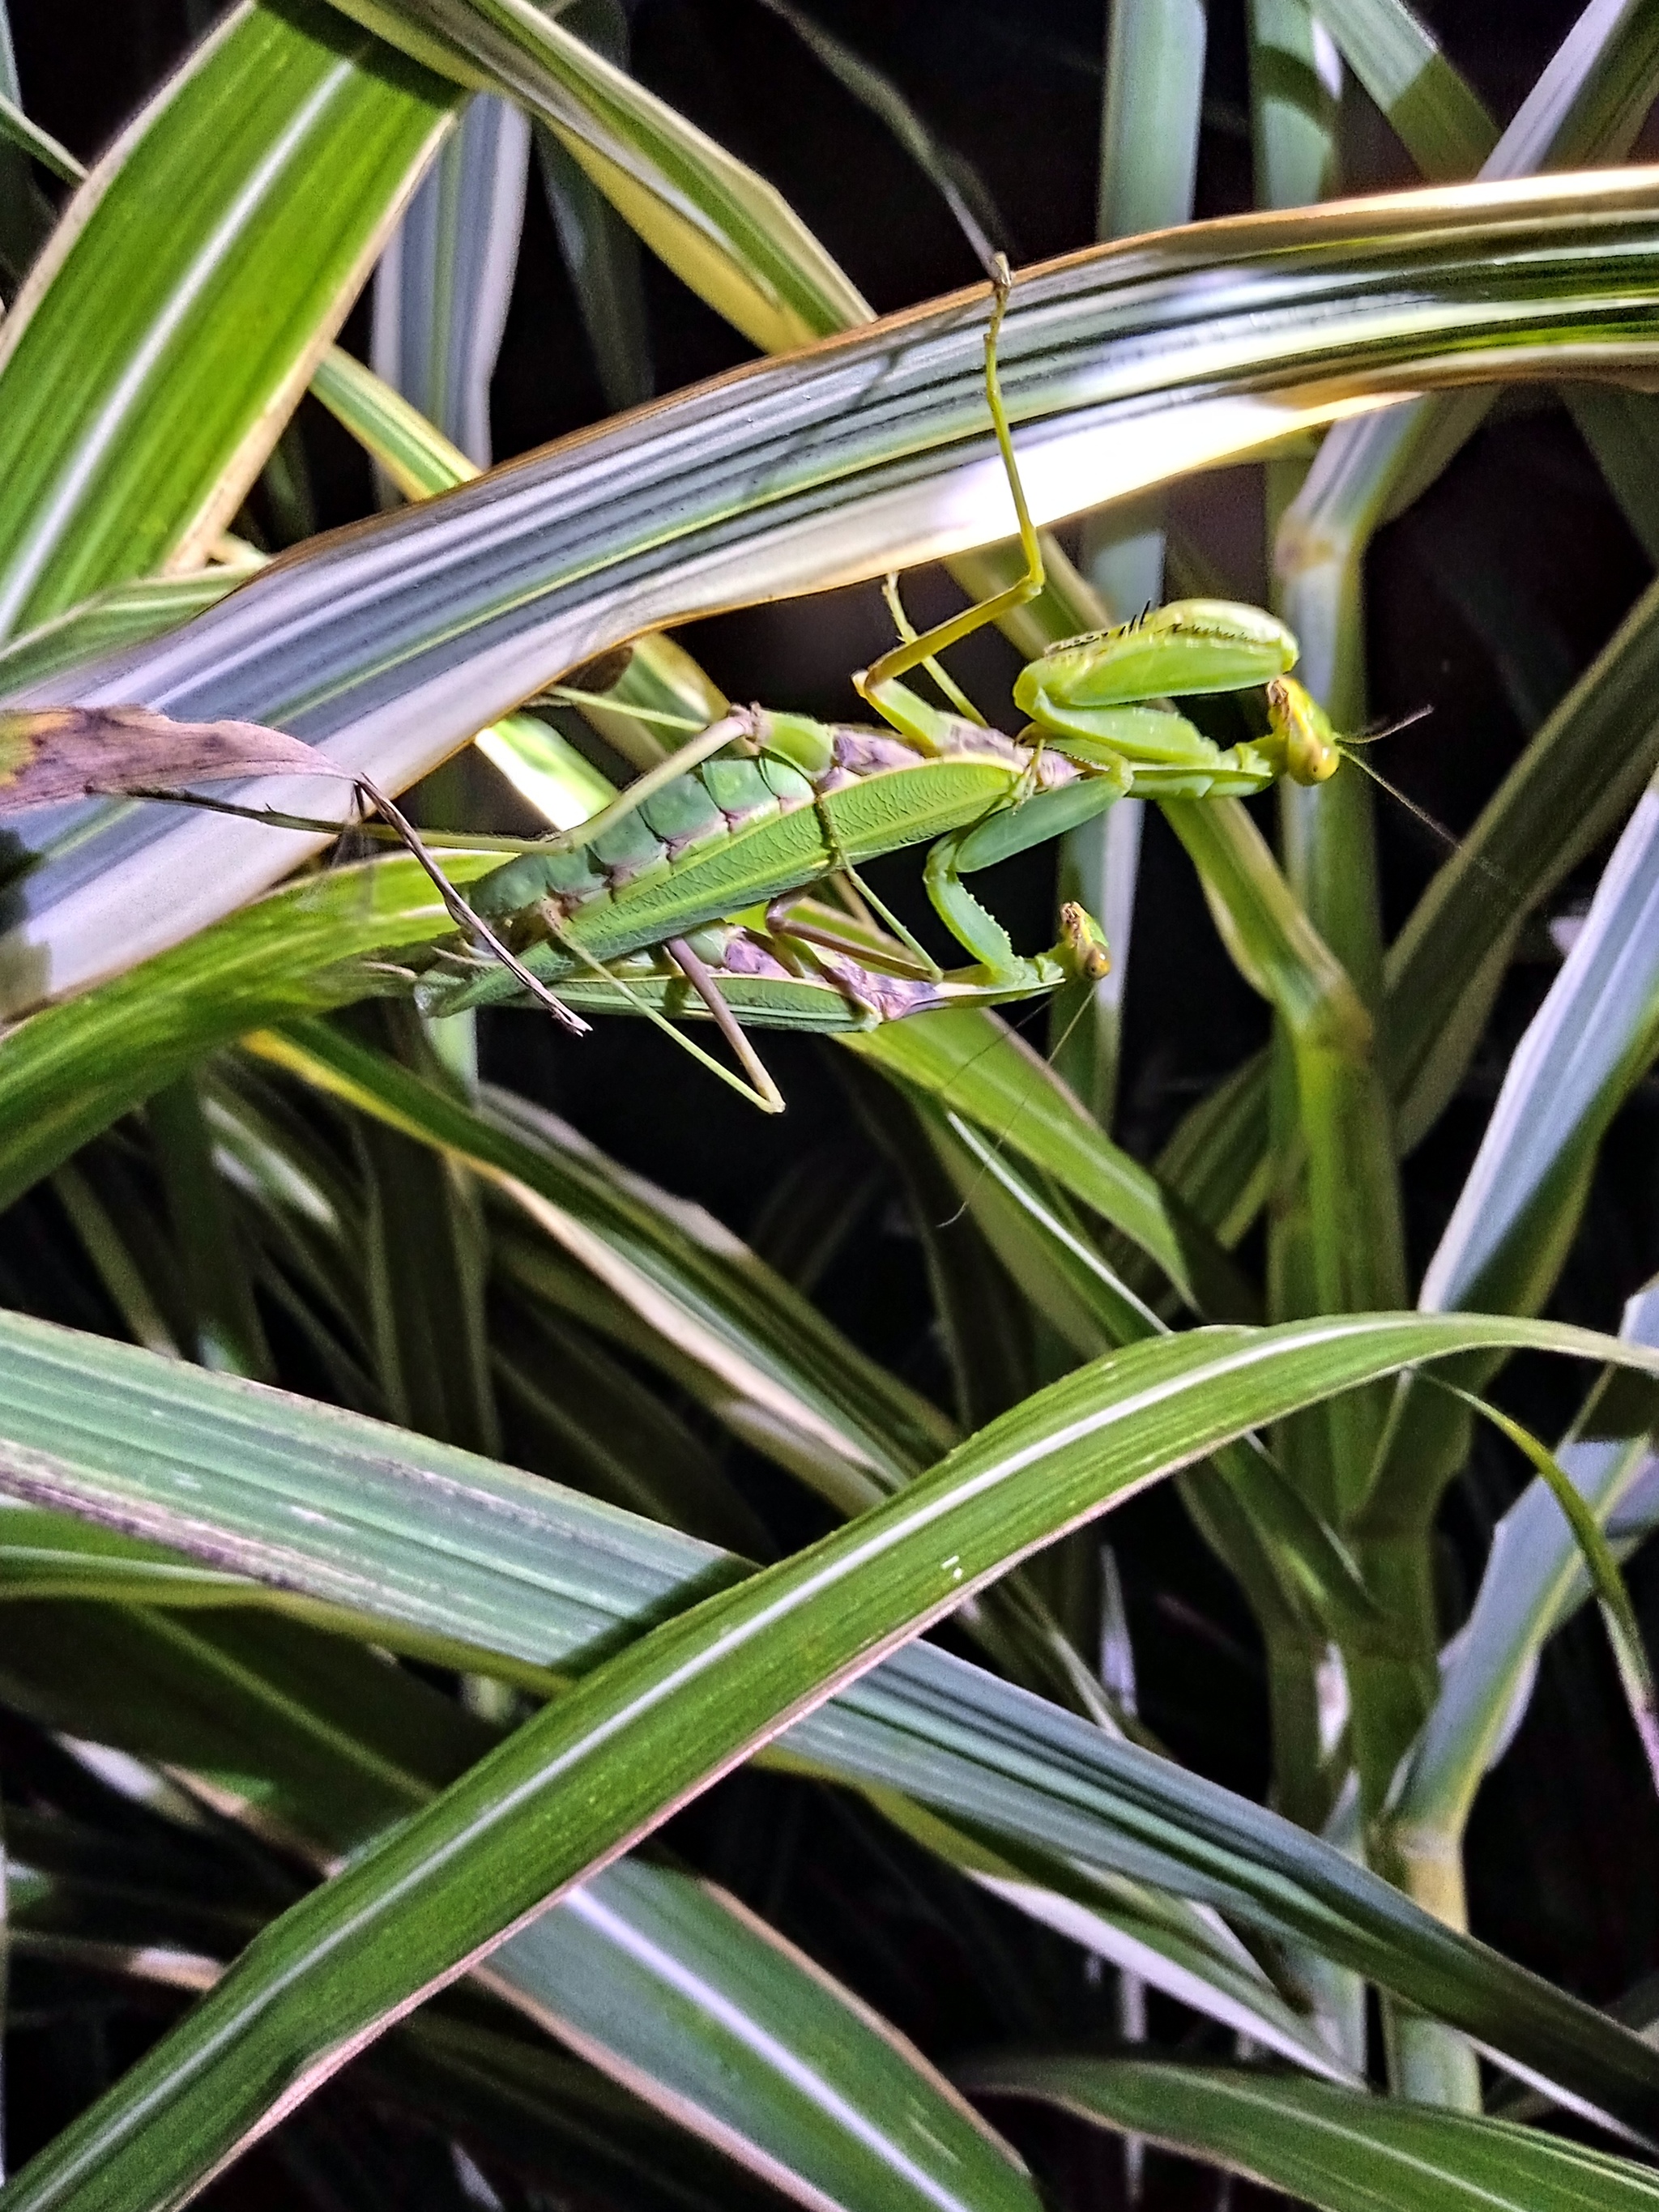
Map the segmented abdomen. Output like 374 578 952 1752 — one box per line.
469 718 1077 936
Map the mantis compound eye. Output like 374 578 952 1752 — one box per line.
1265 677 1341 785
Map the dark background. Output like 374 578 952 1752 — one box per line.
9 3 1659 2204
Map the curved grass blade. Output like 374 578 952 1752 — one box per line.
918 1103 1376 1647
0 1309 1654 2124
1387 1279 1659 1921
1451 1386 1659 1782
321 0 871 349
0 0 458 633
10 1312 1659 2209
849 1008 1255 1322
0 1602 1043 2212
307 338 727 770
17 174 1659 1005
966 2058 1659 2210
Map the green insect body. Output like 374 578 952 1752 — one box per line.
432 591 1320 1032
433 708 1105 1014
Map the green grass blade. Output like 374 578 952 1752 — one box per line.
0 565 264 695
0 0 457 633
1371 778 1659 1540
966 2059 1659 2210
1312 0 1498 177
308 339 723 773
1141 567 1659 1279
1098 0 1206 243
848 1009 1256 1320
919 1103 1376 1646
0 850 505 1214
146 1076 273 1380
372 89 528 465
493 1308 770 1557
9 1313 1659 2207
15 177 1659 1006
1388 1280 1659 1916
0 87 82 185
1277 0 1659 714
1064 0 1209 1111
0 883 948 1508
0 1309 1656 2119
356 1069 501 1459
1166 796 1403 1521
1444 1384 1659 1784
1388 575 1659 1148
1249 0 1342 209
0 0 57 282
532 0 652 412
1568 385 1659 565
864 1789 1354 2081
321 0 871 349
0 1605 1043 2212
489 1858 1043 2212
259 1019 953 1494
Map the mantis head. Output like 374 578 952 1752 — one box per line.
1056 901 1111 982
1265 676 1341 785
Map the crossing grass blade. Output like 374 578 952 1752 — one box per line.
9 1311 1659 2210
1385 1280 1659 1924
0 1308 1655 2125
965 2058 1659 2210
318 0 872 349
0 1602 1043 2212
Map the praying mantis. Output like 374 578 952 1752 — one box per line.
407 259 1341 1107
26 262 1343 1111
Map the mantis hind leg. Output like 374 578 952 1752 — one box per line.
855 255 1044 728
